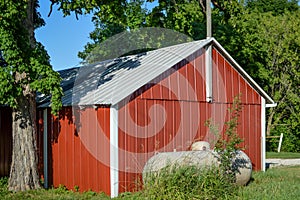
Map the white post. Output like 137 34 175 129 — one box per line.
43 109 48 188
261 97 266 171
110 105 119 198
205 0 213 102
206 0 212 38
277 133 283 153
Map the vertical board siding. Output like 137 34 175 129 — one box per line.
212 47 261 104
0 107 12 177
140 49 206 102
212 47 262 169
118 102 262 192
41 107 111 194
36 109 44 180
118 48 263 192
118 100 208 193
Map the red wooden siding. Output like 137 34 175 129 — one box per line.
0 107 12 177
118 49 207 192
212 47 261 104
37 106 111 194
212 47 262 169
118 47 263 192
140 49 206 102
37 109 45 180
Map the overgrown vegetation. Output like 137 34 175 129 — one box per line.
205 95 245 184
1 166 299 199
140 165 237 200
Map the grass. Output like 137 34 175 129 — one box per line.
236 166 300 200
1 166 300 199
266 152 300 159
0 180 110 200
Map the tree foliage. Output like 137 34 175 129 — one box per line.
224 4 300 152
78 0 147 61
245 0 299 15
78 0 206 61
215 1 300 152
0 1 63 114
0 0 65 191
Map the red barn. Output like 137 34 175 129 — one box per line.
1 38 276 197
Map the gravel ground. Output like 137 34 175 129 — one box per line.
266 158 300 168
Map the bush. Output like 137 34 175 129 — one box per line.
141 164 238 200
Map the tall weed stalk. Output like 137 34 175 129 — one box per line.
206 95 244 183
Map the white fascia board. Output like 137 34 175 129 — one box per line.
110 105 119 198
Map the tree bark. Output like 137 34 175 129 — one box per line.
8 92 41 191
266 107 275 136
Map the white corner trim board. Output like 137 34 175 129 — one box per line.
43 109 48 188
205 45 213 102
261 97 266 172
110 105 119 198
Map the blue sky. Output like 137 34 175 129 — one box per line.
35 1 94 71
35 1 158 71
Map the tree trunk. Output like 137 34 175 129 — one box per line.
266 107 275 136
8 92 41 191
8 0 41 191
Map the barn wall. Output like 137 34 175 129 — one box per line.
139 49 206 102
37 109 45 180
212 47 262 169
37 106 111 194
118 49 209 192
212 47 261 104
118 47 263 192
0 107 12 177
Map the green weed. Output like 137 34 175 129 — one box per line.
141 164 238 200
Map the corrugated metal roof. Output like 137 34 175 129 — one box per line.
38 38 275 107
